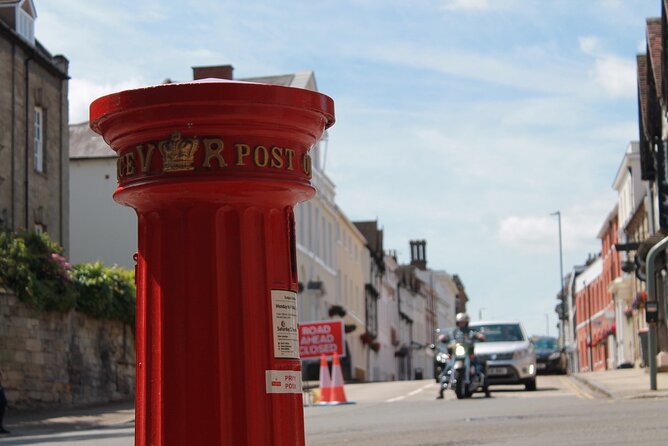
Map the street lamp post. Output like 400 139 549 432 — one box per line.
545 313 550 336
551 211 565 348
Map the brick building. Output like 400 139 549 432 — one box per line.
574 210 620 372
0 0 69 250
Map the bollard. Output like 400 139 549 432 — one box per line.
90 79 334 445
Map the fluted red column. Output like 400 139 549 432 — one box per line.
90 79 334 445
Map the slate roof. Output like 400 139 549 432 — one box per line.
69 122 115 159
240 71 316 91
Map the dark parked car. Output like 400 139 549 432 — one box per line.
532 336 568 374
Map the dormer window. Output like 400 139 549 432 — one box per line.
0 0 36 46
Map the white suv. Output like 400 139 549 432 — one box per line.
469 321 537 391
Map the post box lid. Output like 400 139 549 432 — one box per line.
90 78 335 134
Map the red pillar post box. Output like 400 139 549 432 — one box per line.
90 79 334 446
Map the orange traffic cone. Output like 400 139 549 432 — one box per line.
317 354 332 404
329 352 349 404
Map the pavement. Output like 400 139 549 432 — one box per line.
2 369 668 441
572 367 668 399
0 400 134 441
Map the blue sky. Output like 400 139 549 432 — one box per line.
37 0 660 336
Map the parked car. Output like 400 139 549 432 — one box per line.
531 335 568 374
469 321 537 391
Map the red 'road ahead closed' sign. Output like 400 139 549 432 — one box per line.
298 320 345 359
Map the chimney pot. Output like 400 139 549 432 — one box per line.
192 65 234 80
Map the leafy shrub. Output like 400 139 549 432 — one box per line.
0 229 135 325
0 230 76 311
70 262 136 326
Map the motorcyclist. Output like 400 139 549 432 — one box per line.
436 313 486 399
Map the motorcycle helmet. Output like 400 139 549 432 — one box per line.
455 312 470 328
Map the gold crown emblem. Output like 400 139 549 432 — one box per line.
159 132 199 172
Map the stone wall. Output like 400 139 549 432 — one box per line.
0 291 135 409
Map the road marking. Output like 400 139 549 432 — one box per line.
385 383 433 403
560 376 593 400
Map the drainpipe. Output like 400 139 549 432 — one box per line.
11 43 16 229
59 82 63 248
24 55 33 229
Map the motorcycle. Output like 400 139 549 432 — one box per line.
444 337 490 399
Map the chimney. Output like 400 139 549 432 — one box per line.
192 65 234 80
409 240 427 270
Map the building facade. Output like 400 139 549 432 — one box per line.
595 208 621 370
353 220 385 381
378 253 401 381
609 142 648 368
0 0 69 250
574 256 603 372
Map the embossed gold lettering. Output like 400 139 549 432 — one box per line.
235 143 251 166
117 157 124 180
254 145 269 167
136 144 155 173
202 138 227 168
285 149 295 170
270 147 284 168
116 135 310 182
302 153 311 177
125 152 136 176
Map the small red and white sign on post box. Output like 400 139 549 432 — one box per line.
298 320 346 359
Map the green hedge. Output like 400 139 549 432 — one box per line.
0 229 135 326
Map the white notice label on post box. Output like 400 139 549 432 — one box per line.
265 370 302 394
271 290 299 359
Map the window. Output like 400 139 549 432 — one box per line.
34 107 44 173
17 10 35 44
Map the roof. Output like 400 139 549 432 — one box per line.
612 142 640 190
69 122 115 159
239 71 316 91
636 54 648 139
647 18 663 106
596 204 619 240
353 220 383 255
574 256 603 292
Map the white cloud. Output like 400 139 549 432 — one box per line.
497 202 613 255
598 0 623 9
441 0 522 12
69 78 145 124
357 42 588 97
579 36 601 55
593 55 636 99
442 0 491 11
498 215 557 253
638 38 647 53
578 36 636 99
